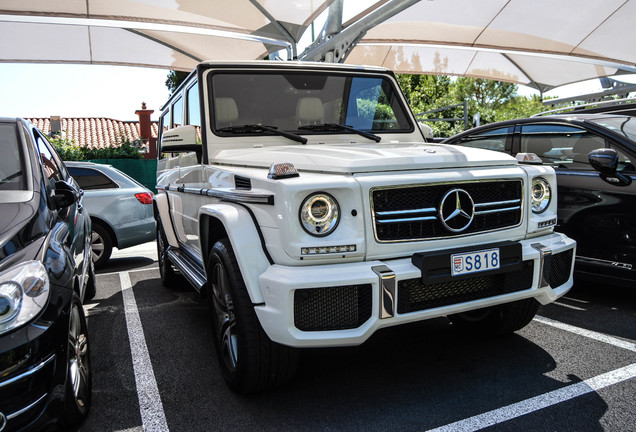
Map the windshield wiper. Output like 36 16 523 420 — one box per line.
0 171 22 183
218 124 307 144
298 123 381 142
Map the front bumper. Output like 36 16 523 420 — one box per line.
255 232 576 348
0 301 69 432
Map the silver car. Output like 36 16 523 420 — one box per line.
65 161 155 267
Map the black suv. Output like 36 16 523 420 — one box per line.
0 118 93 431
444 113 636 287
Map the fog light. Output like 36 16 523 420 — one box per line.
301 245 357 255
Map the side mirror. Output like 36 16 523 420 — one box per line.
588 148 619 174
53 180 79 209
588 148 632 186
160 125 201 154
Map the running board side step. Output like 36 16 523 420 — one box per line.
166 248 207 292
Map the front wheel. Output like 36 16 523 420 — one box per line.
208 238 298 393
448 298 540 335
62 293 92 427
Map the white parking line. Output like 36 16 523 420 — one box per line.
120 272 170 432
553 302 586 311
534 315 636 353
426 363 636 432
426 316 636 431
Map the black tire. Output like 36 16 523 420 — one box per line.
90 222 112 269
448 298 540 335
62 292 92 428
207 238 298 393
156 225 179 287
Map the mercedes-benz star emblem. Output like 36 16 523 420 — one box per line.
439 188 475 232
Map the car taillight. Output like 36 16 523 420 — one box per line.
135 192 153 205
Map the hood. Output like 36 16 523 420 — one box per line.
211 142 517 174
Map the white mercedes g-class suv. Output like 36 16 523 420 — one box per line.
154 61 576 393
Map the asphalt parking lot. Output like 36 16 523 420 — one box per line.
80 242 635 432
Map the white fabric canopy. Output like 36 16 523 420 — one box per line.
0 0 333 70
1 0 635 92
344 0 636 92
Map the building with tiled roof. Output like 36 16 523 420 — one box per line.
26 117 159 150
26 103 159 158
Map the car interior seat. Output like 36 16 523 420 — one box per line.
296 97 324 126
215 97 239 128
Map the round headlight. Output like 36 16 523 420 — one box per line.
0 282 22 324
299 193 340 236
531 177 551 214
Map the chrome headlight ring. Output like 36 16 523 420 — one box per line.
299 193 340 237
531 177 552 214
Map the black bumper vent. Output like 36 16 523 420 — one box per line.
397 261 534 314
372 180 522 242
294 284 372 331
549 249 574 288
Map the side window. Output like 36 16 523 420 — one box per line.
453 127 510 152
172 97 184 128
34 131 64 188
160 110 170 134
67 167 118 190
187 82 201 126
520 124 605 168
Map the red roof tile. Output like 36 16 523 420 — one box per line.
25 117 159 150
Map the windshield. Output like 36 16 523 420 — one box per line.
588 116 636 142
0 122 26 191
208 71 413 137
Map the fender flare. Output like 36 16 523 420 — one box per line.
153 192 178 247
199 203 271 304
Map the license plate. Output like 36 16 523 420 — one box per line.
451 248 500 276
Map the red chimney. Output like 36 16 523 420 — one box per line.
135 102 156 159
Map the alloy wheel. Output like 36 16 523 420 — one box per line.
90 231 104 263
68 303 90 409
211 262 238 372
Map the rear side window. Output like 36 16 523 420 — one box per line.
68 167 118 190
451 127 510 152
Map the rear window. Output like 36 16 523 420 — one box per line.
0 123 26 191
68 167 118 190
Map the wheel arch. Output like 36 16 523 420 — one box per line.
199 203 271 304
89 216 118 249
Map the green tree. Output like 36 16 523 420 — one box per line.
397 74 545 137
165 70 189 94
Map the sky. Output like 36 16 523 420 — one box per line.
0 63 171 121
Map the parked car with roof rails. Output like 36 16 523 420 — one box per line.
0 117 93 431
444 113 636 287
64 161 155 268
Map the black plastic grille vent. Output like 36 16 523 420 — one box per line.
397 261 534 314
372 180 522 242
549 249 573 288
294 284 372 331
234 176 252 190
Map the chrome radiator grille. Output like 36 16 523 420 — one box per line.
371 180 523 242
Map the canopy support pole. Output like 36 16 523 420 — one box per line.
299 0 421 63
